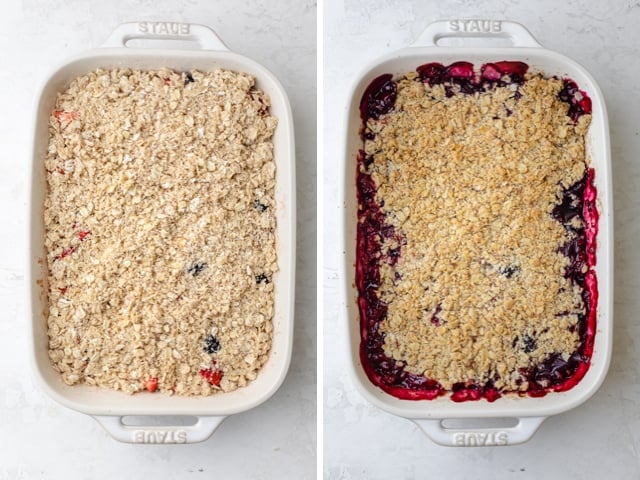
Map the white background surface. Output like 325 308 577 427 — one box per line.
0 1 315 478
324 0 640 478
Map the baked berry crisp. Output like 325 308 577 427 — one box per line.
357 61 598 401
45 68 277 395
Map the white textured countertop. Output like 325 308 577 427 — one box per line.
0 0 315 478
324 0 640 478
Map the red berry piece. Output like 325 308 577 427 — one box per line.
444 61 475 80
55 246 77 261
483 386 501 402
78 230 91 241
481 61 529 84
54 110 79 123
199 367 223 386
578 95 592 115
480 63 502 81
144 378 158 393
450 382 483 402
416 62 446 85
494 61 528 77
444 62 477 95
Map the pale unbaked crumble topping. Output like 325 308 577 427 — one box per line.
364 73 591 391
45 67 278 395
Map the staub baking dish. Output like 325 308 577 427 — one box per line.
27 22 295 443
342 20 612 446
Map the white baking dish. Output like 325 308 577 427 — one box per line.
27 22 295 444
341 20 612 446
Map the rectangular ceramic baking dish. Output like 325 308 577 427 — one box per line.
27 22 295 444
341 19 612 446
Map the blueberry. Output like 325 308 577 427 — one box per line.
501 265 519 278
187 262 207 277
184 72 195 84
255 273 270 284
558 87 571 102
553 174 586 225
253 199 268 212
203 335 220 354
522 335 537 353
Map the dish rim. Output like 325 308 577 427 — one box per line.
341 44 613 420
27 43 296 417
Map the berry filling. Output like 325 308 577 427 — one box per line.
359 74 397 122
558 79 592 122
356 61 597 402
417 60 529 97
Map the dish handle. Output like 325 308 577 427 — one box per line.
413 19 541 48
413 416 546 447
101 22 229 51
93 415 226 444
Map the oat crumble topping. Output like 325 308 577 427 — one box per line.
358 64 595 396
45 67 278 395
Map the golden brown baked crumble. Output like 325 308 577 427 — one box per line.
363 72 591 391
